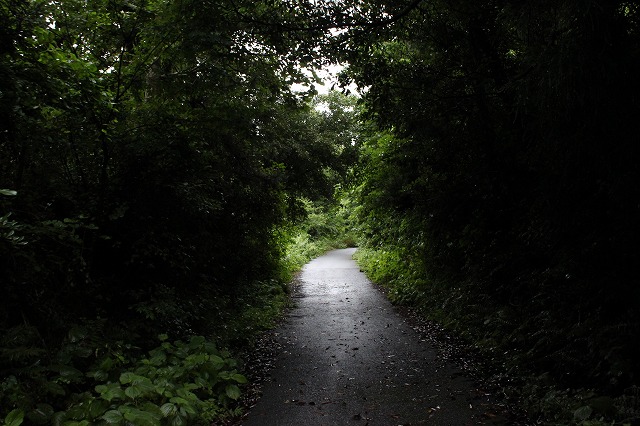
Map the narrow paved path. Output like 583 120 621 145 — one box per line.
242 248 493 425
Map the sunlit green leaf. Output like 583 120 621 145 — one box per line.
159 403 177 418
5 409 24 426
101 410 123 424
225 384 241 400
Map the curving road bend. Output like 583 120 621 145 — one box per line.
242 248 494 425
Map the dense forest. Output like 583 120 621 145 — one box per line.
344 1 640 424
0 0 357 423
2 0 639 424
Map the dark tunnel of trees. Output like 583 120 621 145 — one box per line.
1 0 639 424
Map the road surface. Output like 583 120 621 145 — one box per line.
242 248 494 425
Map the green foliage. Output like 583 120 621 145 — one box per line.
0 336 245 425
207 279 291 348
1 0 352 336
1 0 359 422
267 92 364 272
0 213 25 247
10 0 639 423
3 409 24 426
355 244 640 424
353 247 427 307
344 0 640 422
283 196 359 273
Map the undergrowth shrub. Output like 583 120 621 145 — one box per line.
355 245 640 425
0 335 246 426
353 247 427 306
209 278 290 347
283 198 358 272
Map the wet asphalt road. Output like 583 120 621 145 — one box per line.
242 248 492 425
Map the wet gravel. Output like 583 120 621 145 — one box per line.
235 248 526 425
